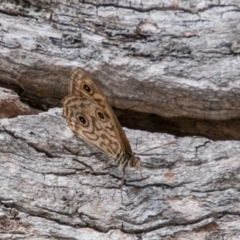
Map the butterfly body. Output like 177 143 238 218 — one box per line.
62 68 141 171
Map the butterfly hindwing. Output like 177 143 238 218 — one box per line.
63 94 124 160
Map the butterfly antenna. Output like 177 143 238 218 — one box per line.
138 141 177 155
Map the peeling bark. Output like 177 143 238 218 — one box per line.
0 87 41 118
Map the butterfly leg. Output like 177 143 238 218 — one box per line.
120 170 125 204
139 165 143 178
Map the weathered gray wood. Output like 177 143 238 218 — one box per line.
0 108 240 239
0 1 240 239
0 1 240 121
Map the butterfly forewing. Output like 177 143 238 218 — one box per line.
69 68 106 109
65 68 133 159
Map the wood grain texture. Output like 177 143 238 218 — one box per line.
0 108 240 239
0 1 239 121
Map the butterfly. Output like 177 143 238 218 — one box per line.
62 68 142 202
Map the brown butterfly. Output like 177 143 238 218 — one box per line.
62 68 142 202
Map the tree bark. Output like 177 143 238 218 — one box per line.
0 1 239 119
1 109 240 239
0 1 240 239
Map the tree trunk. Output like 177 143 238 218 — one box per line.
0 1 240 239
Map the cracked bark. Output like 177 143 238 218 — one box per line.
1 109 240 239
0 1 240 138
0 1 240 239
